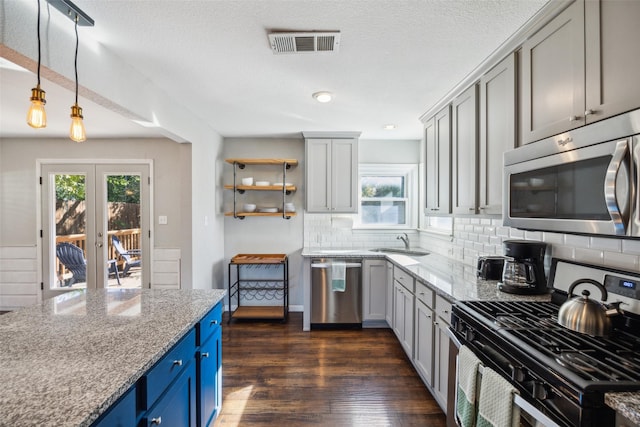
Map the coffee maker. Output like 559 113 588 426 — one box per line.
499 240 548 295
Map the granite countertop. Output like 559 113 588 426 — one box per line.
302 247 640 418
0 288 226 427
302 247 550 303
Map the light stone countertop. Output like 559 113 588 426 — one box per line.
302 247 640 419
0 288 226 427
301 247 551 303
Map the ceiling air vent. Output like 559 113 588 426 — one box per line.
268 32 340 54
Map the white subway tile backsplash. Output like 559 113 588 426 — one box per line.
564 234 590 248
589 237 621 252
509 228 525 239
574 247 604 264
603 251 639 270
622 239 640 255
542 232 564 245
552 246 574 260
496 227 510 237
524 231 543 241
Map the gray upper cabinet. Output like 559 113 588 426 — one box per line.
584 0 640 124
452 84 479 215
522 0 640 144
425 106 452 214
304 133 359 213
522 0 585 144
479 53 516 215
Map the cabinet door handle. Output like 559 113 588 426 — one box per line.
585 109 595 116
201 352 210 359
172 359 183 366
569 115 581 122
151 416 162 425
210 319 218 326
468 207 475 211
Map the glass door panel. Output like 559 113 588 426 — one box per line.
97 164 149 290
42 164 96 299
105 173 142 288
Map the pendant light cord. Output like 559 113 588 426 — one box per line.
74 17 79 105
36 0 41 86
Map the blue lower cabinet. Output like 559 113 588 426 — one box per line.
143 362 197 427
197 327 222 427
92 386 136 427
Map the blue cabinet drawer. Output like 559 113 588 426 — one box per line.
144 362 196 427
142 328 196 409
92 386 136 427
197 303 222 346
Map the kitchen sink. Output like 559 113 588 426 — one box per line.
370 248 430 256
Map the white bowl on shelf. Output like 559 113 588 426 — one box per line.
241 177 254 186
258 207 279 213
284 203 296 212
243 203 257 212
529 178 545 187
273 182 293 187
255 181 270 186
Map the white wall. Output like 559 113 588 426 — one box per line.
222 138 305 308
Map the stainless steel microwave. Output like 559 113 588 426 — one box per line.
503 109 640 237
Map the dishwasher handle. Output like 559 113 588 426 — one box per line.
311 262 362 268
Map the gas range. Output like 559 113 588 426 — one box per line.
451 259 640 427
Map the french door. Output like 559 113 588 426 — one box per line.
41 163 150 299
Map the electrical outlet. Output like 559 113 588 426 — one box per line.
158 215 168 225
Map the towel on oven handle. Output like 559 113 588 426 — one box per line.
476 366 520 427
456 345 481 427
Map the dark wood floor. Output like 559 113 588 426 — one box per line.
214 313 446 426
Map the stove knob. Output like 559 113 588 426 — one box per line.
532 382 550 400
464 328 475 342
510 365 526 382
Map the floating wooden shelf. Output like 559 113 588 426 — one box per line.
224 212 296 218
223 184 297 192
225 158 298 166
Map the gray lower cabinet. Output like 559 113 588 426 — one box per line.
385 261 393 327
362 259 388 324
432 296 452 410
393 266 415 357
388 267 452 414
414 297 435 386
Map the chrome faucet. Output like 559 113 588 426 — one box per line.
397 233 410 250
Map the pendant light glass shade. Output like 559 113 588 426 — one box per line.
69 104 86 142
27 85 47 128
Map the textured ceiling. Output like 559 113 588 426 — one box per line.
1 0 549 140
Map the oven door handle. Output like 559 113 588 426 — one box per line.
604 139 630 235
513 395 561 427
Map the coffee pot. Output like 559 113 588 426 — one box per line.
477 256 507 280
498 240 548 295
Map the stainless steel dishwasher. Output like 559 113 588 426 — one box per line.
311 258 362 328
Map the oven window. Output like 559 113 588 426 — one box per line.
509 156 610 220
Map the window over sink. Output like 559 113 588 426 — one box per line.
356 164 417 229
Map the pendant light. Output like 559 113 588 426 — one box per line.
69 16 86 143
26 0 47 128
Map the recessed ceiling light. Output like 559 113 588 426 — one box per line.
312 91 333 103
383 124 397 130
